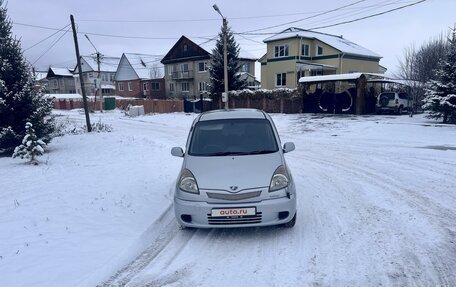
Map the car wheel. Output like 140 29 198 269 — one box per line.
283 212 296 228
398 106 403 115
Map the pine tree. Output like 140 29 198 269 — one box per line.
422 28 456 123
0 0 55 155
12 122 46 165
209 21 247 94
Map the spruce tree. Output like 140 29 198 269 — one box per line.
12 122 46 165
0 0 55 155
209 21 247 94
422 28 456 123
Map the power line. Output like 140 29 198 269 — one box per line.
237 0 426 36
76 1 413 23
32 26 71 66
307 0 426 30
13 22 214 41
239 0 368 34
298 0 402 28
14 0 426 58
24 24 70 51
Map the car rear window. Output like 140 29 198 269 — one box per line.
379 93 395 100
188 119 279 156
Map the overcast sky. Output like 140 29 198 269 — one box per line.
6 0 456 78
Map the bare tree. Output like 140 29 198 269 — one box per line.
396 33 449 110
149 63 163 79
395 33 448 111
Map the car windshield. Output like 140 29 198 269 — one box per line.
188 118 279 156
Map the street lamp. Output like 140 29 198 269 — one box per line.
213 4 229 110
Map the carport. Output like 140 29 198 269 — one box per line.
298 73 411 115
299 73 370 115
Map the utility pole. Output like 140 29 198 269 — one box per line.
70 15 91 132
85 34 103 112
213 4 229 110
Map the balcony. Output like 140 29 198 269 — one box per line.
171 70 194 80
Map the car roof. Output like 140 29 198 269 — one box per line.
198 109 267 121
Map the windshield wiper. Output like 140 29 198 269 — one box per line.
247 150 277 155
205 151 251 156
204 150 276 156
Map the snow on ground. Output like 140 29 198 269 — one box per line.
1 110 455 287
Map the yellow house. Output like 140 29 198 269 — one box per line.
260 27 383 90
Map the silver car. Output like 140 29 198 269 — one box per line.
171 109 297 228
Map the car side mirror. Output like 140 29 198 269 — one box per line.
171 147 184 157
283 142 295 153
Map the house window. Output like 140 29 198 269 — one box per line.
276 73 286 87
88 72 93 78
168 65 174 76
109 74 114 82
152 82 160 90
169 83 174 91
317 46 324 55
301 44 310 56
118 82 124 91
199 81 207 92
181 63 189 72
241 63 248 72
274 44 289 58
182 82 189 92
102 73 108 81
128 82 133 91
183 44 188 52
198 62 208 72
143 82 148 91
311 70 323 76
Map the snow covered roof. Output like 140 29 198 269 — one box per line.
367 78 419 87
44 93 82 99
34 72 48 81
299 73 364 83
101 84 115 89
299 72 392 83
296 62 337 71
198 39 258 61
80 56 120 73
238 49 258 61
264 27 381 59
123 53 163 80
48 67 73 77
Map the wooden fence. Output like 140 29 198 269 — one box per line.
210 94 303 114
54 98 183 114
115 99 183 114
53 94 302 114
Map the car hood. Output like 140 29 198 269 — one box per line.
184 152 283 191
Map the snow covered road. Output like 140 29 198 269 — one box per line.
1 111 455 286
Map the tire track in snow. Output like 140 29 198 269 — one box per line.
291 148 456 286
98 205 190 286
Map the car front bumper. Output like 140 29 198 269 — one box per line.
174 194 297 228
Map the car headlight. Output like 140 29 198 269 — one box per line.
269 165 289 192
178 169 199 194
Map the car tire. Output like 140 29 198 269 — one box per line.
398 106 403 115
283 212 296 228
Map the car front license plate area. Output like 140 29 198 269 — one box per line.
211 207 256 218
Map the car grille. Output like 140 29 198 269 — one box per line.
206 190 262 201
207 212 262 225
